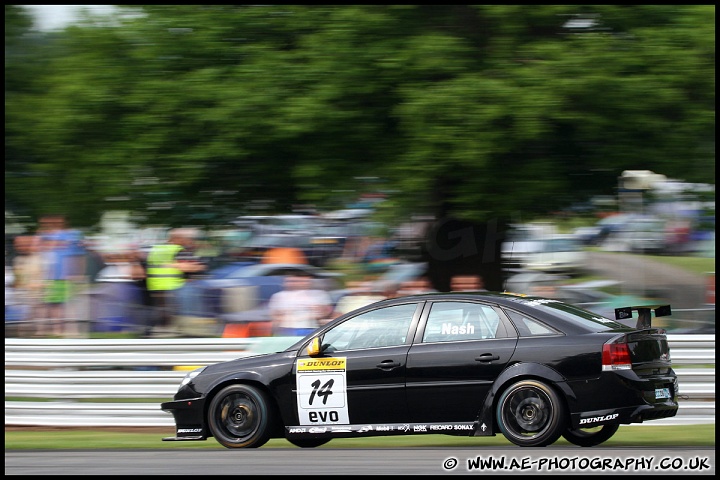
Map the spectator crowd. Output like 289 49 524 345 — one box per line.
5 217 210 338
6 215 488 339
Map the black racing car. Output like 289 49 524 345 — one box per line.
161 291 678 448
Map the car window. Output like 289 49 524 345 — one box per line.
511 298 627 330
542 238 580 252
422 302 505 343
320 303 417 351
503 309 560 337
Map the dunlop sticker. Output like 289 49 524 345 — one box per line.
297 357 347 372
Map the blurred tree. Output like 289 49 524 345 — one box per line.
5 5 715 287
5 5 53 218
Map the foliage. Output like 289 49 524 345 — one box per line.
5 5 715 229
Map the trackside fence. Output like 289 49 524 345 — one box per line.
4 335 715 428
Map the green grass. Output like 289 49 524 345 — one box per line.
640 255 715 276
585 249 715 276
4 424 715 450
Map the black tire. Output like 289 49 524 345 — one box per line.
287 438 332 448
496 379 566 447
562 424 619 447
207 384 275 449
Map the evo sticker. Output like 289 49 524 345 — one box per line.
296 357 350 426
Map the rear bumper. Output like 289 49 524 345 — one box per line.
567 372 679 429
569 401 678 430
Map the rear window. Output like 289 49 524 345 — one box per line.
513 298 627 330
504 310 559 337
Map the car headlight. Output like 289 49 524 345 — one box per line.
181 366 207 386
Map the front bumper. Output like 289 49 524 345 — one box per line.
161 397 209 442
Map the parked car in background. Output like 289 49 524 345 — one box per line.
313 218 386 263
182 262 345 327
230 213 380 267
232 214 322 236
572 225 603 246
623 215 667 254
594 213 641 244
501 225 546 271
234 232 341 267
601 215 667 254
522 235 587 276
209 262 344 290
374 261 429 288
161 291 678 449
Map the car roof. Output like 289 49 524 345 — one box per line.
365 291 627 333
368 290 540 307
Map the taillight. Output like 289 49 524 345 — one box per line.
602 342 632 371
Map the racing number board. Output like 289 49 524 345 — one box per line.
296 357 350 425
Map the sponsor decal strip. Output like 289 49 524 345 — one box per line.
286 422 476 436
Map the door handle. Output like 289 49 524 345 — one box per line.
475 354 500 362
376 360 402 370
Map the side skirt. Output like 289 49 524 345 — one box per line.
285 421 494 438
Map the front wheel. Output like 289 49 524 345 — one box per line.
562 424 619 447
207 384 275 448
496 379 566 447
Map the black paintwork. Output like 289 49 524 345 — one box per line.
160 291 678 443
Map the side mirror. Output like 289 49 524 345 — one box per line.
307 336 323 356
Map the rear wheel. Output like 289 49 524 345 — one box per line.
287 438 331 448
562 424 619 447
496 379 566 447
207 384 275 448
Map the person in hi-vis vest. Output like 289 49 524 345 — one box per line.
145 228 205 336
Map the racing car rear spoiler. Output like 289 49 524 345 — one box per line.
615 304 671 329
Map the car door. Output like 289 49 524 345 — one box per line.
294 301 422 426
405 300 518 423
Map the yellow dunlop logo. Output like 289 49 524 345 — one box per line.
297 358 347 371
